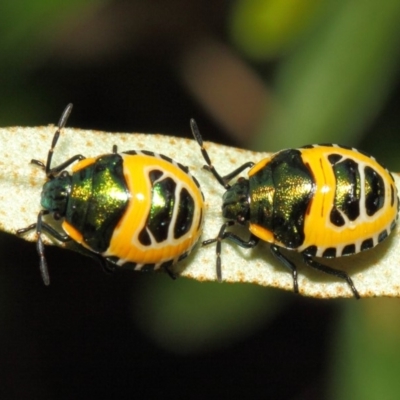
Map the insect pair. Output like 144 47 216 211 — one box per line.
18 105 399 298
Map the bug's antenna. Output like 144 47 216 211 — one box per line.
45 103 74 176
58 103 73 129
190 119 230 189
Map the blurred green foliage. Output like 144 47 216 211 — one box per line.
236 0 400 152
230 0 323 59
330 300 400 400
0 1 100 60
135 278 286 354
0 0 103 125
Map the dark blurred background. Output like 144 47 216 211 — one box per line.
1 1 400 399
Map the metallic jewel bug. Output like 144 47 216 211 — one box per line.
190 119 398 299
18 105 204 284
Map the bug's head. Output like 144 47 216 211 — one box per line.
222 177 250 224
40 171 71 217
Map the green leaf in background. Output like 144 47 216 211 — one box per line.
0 0 103 62
0 0 106 126
255 0 400 150
330 299 400 400
133 278 285 354
229 0 323 59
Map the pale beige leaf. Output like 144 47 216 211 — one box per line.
1 125 399 299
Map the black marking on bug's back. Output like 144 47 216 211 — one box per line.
192 175 203 193
120 259 176 272
129 149 191 175
197 208 203 231
149 151 174 166
177 161 189 174
306 244 359 258
138 263 156 272
141 149 157 158
249 149 314 249
364 166 385 216
361 238 374 251
322 247 337 257
119 249 192 271
138 228 152 246
67 154 129 252
303 245 317 256
149 169 163 182
143 150 204 241
123 150 140 156
330 208 345 227
342 244 356 256
107 259 152 271
191 174 205 203
138 169 177 245
328 153 343 165
141 263 157 273
124 149 165 160
338 144 353 151
350 146 393 179
331 158 361 224
356 147 376 160
300 143 335 149
378 230 388 243
174 187 195 239
390 185 395 207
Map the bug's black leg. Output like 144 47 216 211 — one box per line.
112 145 118 154
36 231 50 286
47 155 86 177
203 221 259 282
96 256 116 274
202 162 255 186
17 223 38 235
17 212 51 284
220 232 260 248
38 224 71 242
30 159 46 169
270 245 299 294
159 259 177 280
302 254 360 300
220 163 255 184
35 210 51 286
17 211 72 285
69 245 117 275
17 223 70 242
202 221 234 282
165 266 177 280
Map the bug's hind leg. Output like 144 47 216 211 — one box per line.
270 245 299 294
302 254 360 299
203 221 259 282
164 266 177 280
